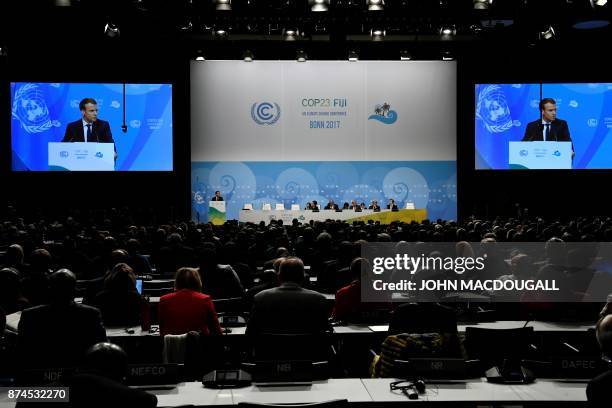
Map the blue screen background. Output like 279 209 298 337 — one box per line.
11 82 173 171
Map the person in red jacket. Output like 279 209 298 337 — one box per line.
159 267 222 337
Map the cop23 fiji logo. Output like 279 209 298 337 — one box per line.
368 102 398 125
251 102 281 125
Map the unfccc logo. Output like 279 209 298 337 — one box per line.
251 102 281 125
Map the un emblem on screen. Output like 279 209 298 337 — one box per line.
476 84 513 133
11 83 61 134
251 102 281 125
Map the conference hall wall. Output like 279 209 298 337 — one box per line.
190 61 457 223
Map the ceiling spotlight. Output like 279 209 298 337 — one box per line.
439 25 456 36
348 50 359 61
0 46 7 57
442 51 454 61
473 0 492 10
539 25 556 40
400 50 412 61
296 50 307 62
179 20 193 31
214 0 232 11
309 0 329 12
54 0 72 5
370 28 386 41
242 50 254 62
194 50 205 61
214 27 229 37
283 28 301 41
591 0 607 7
104 22 120 38
367 0 385 11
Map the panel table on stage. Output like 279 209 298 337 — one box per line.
239 209 427 224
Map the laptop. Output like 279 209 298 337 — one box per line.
135 279 143 295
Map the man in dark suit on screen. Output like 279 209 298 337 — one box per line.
62 98 117 160
522 98 574 159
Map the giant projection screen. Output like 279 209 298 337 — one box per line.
191 61 457 222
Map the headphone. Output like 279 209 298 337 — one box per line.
390 379 426 400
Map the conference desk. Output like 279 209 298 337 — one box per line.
0 377 589 407
238 209 428 224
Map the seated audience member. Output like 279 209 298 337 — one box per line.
332 258 387 322
20 248 53 306
18 269 107 369
587 314 612 406
246 257 331 336
0 267 31 314
246 257 284 305
92 263 141 327
16 342 157 408
83 249 130 305
1 244 27 276
386 199 398 210
159 267 222 337
198 248 245 299
126 239 153 277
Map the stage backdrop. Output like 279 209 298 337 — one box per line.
191 61 457 222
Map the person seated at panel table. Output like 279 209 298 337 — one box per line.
158 267 222 337
587 313 612 406
349 200 359 210
18 269 107 369
386 199 398 210
305 202 313 210
359 202 367 210
342 202 350 210
311 200 320 211
324 200 339 210
368 200 381 211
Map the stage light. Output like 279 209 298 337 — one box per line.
309 0 329 12
591 0 607 7
194 50 206 61
104 22 120 38
400 50 411 61
367 0 385 11
215 0 232 11
439 25 456 36
370 28 386 41
54 0 72 5
348 50 359 61
473 0 492 10
283 28 301 41
296 50 307 62
539 25 556 40
243 50 254 62
179 20 193 31
214 27 229 37
0 46 7 57
442 51 454 61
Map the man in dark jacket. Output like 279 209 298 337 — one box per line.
18 269 107 369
